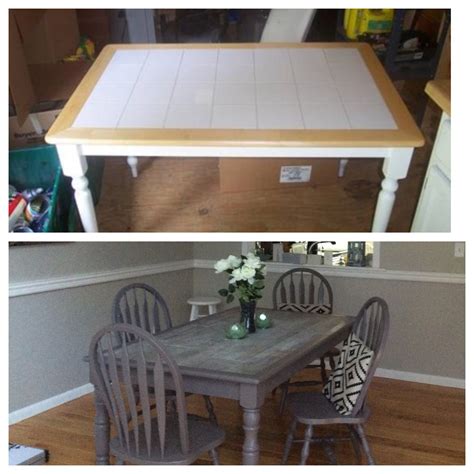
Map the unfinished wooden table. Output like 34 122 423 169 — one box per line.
45 43 424 232
91 308 354 465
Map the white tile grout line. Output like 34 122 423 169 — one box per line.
323 47 353 130
114 49 151 129
209 49 220 129
287 48 307 130
252 48 259 129
162 49 185 129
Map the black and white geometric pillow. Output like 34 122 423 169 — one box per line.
323 333 374 415
278 302 332 314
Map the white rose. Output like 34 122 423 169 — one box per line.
227 255 242 268
214 258 230 273
260 265 267 276
240 265 256 283
230 267 243 283
245 252 261 269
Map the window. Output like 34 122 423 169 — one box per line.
252 241 376 267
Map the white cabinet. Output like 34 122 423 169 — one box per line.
411 112 451 232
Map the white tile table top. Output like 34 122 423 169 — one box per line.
72 47 398 131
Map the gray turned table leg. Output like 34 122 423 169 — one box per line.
242 407 261 465
94 392 110 464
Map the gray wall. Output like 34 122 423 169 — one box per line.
10 242 193 283
380 242 465 273
9 243 194 413
9 241 465 414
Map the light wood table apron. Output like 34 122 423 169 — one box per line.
91 308 354 465
46 43 424 232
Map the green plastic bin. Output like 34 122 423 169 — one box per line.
9 145 104 232
9 145 71 232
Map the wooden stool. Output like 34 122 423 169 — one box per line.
188 296 221 321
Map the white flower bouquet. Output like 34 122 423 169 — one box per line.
214 252 266 303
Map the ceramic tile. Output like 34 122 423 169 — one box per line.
211 105 257 129
328 61 372 83
181 49 218 67
301 101 350 129
73 102 123 128
336 81 384 103
292 62 333 83
87 81 135 104
218 49 254 65
99 63 142 84
110 50 148 65
297 83 340 103
165 104 212 129
171 83 215 105
344 101 397 129
146 49 183 68
324 48 362 63
255 49 294 83
118 103 168 128
213 83 255 105
254 48 290 66
177 63 217 83
255 62 294 83
216 62 254 83
256 83 298 104
139 62 180 83
129 82 174 105
289 48 326 68
257 103 304 129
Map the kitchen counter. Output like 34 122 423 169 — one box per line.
425 79 451 116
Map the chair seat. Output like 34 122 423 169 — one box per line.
110 414 225 465
287 391 368 426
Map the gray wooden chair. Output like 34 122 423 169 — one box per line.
89 323 225 465
272 268 336 413
281 296 390 465
113 283 217 424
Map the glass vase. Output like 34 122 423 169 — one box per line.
240 299 256 333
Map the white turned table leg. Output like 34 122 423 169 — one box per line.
127 156 138 178
372 148 413 232
338 158 349 177
56 144 98 232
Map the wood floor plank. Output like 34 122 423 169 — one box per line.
9 373 464 465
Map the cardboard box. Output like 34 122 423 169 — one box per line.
9 9 90 126
9 109 62 149
219 158 340 193
14 10 80 64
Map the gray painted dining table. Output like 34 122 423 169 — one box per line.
91 307 354 465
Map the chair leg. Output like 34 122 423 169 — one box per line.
320 357 328 384
279 381 290 415
209 448 219 465
349 426 363 464
354 424 375 465
299 424 313 465
282 418 297 464
203 395 218 425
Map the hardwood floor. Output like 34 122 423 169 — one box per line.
93 86 441 232
9 373 465 465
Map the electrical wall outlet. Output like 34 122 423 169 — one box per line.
454 242 465 258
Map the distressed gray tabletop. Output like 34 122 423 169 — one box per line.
151 307 353 383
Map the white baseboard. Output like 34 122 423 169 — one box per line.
375 368 465 389
9 383 94 425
